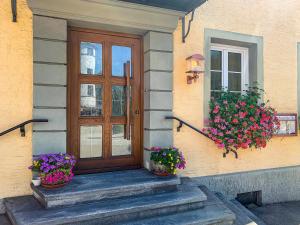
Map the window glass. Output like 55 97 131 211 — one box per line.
112 125 132 156
211 71 222 91
228 73 242 92
211 50 222 71
112 45 132 77
80 84 102 116
112 85 126 116
80 125 102 158
80 42 102 75
228 52 242 72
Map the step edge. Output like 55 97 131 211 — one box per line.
10 193 204 225
32 178 180 199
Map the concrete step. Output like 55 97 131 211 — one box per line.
118 188 236 225
0 214 12 225
215 193 257 225
230 200 267 225
32 169 180 208
5 186 207 225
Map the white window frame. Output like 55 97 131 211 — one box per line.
210 44 249 94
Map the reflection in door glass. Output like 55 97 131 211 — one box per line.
80 84 102 116
112 45 132 77
80 42 102 75
80 125 102 158
112 125 132 156
112 86 126 116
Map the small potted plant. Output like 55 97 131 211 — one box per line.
29 153 76 189
150 147 186 176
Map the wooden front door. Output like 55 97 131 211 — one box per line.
68 27 142 173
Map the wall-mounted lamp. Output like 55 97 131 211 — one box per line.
186 54 205 84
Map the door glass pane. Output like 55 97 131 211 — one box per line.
211 71 222 90
112 124 131 156
80 84 102 116
112 45 132 77
228 52 241 72
112 85 126 116
80 42 102 75
80 125 102 158
211 50 222 71
228 72 242 91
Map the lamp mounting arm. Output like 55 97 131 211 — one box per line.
181 10 195 43
11 0 17 22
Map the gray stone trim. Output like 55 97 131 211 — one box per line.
34 61 67 65
145 90 172 92
298 43 300 120
33 15 67 40
34 39 67 64
144 109 172 112
34 63 67 85
144 128 173 131
144 69 173 73
144 30 173 35
34 86 66 107
33 130 67 132
34 83 67 87
144 51 173 71
143 31 174 168
144 49 173 54
204 29 264 121
34 106 66 109
33 131 67 155
190 165 300 204
34 37 67 43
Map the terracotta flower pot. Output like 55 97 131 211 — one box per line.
41 182 69 189
151 161 171 176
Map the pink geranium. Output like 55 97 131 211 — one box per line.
203 88 280 156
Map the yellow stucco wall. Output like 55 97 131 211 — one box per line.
174 0 300 177
0 0 33 198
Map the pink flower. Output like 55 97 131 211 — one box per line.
218 143 225 148
232 118 238 124
240 101 246 107
213 106 220 114
239 112 247 119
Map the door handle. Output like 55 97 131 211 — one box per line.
125 61 131 140
135 109 140 115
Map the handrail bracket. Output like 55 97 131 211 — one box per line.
177 121 183 132
20 125 25 137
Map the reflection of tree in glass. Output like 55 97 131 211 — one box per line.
112 86 126 116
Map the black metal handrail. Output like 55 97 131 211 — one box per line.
165 116 238 158
0 119 48 137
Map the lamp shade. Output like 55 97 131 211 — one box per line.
186 54 205 73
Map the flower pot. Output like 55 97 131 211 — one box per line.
32 178 41 187
151 161 170 176
41 182 68 189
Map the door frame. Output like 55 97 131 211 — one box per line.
67 27 144 174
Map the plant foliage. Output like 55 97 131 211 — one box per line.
203 88 280 152
150 147 186 175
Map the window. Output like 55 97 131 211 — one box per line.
210 44 249 98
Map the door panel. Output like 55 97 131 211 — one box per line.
68 28 142 173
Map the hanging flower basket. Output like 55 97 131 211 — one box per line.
150 147 186 176
203 88 280 156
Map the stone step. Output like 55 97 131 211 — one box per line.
215 193 257 225
230 200 267 225
5 186 207 225
118 196 236 225
32 169 180 208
